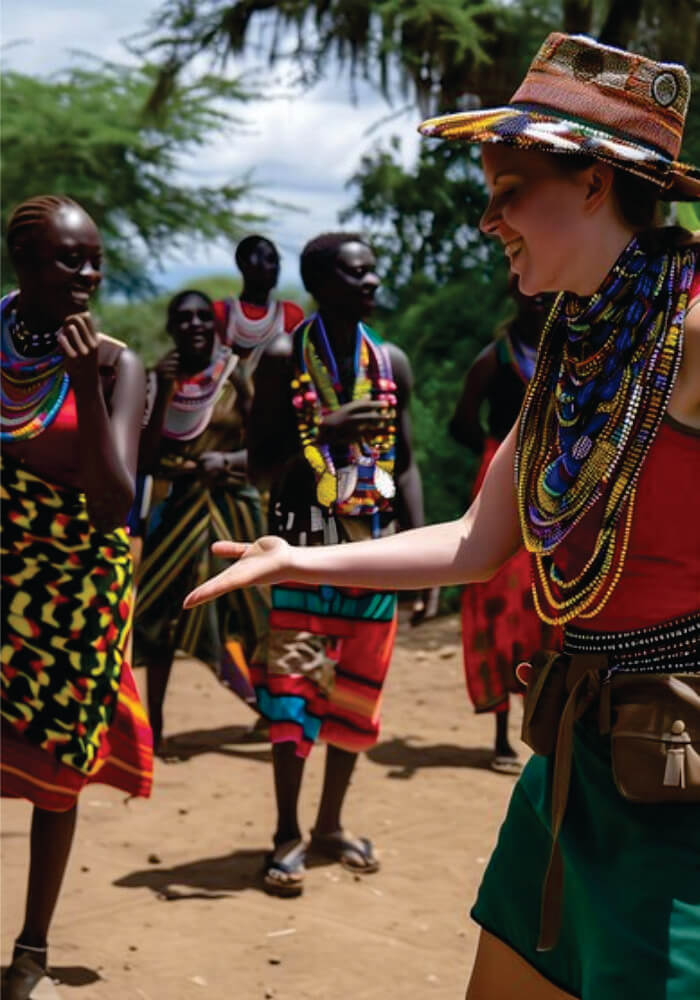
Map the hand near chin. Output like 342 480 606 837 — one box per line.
183 536 292 607
58 312 99 391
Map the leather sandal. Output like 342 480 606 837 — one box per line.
263 838 306 897
310 830 380 874
2 951 61 1000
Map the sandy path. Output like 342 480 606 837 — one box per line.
2 612 525 999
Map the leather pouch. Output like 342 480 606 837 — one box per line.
607 673 700 802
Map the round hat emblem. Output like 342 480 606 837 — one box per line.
652 71 678 107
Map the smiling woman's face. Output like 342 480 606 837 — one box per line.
169 293 216 370
18 205 103 327
480 145 591 296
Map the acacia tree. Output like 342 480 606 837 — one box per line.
139 0 698 113
1 61 258 296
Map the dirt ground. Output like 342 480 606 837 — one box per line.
2 611 527 1000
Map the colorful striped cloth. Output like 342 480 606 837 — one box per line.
134 476 269 704
252 582 397 757
1 455 152 811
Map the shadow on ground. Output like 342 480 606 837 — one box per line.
114 842 352 900
157 725 272 764
367 737 494 778
1 965 102 988
113 848 267 899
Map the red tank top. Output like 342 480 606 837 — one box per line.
4 353 120 487
556 417 700 631
551 269 700 631
4 388 80 484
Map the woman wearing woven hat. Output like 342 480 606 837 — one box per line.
184 33 700 999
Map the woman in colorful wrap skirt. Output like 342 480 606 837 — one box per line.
1 196 152 998
134 290 270 752
185 34 700 1000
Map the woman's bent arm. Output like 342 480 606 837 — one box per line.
185 424 522 607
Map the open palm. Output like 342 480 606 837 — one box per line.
184 536 292 607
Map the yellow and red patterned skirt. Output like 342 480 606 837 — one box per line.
1 457 152 812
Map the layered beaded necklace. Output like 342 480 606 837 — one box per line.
291 313 397 516
515 236 696 624
162 336 236 441
1 292 69 442
226 299 284 349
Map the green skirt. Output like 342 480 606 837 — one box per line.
472 719 700 998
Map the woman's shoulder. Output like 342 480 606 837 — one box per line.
97 335 143 374
96 336 145 414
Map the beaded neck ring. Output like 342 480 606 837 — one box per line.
9 314 60 358
515 236 696 624
226 299 284 349
1 292 69 442
161 336 236 441
291 313 397 515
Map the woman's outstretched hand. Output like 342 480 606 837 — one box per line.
183 536 292 608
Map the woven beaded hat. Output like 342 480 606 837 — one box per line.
418 32 700 201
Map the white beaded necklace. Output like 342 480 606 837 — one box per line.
226 299 284 349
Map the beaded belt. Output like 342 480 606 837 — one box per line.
563 611 700 673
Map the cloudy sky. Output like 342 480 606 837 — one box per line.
3 1 422 291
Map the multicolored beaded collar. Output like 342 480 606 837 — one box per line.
161 337 237 441
1 291 69 442
291 314 396 517
516 236 696 624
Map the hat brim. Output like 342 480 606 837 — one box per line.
418 105 700 202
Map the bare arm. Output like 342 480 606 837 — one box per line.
246 339 300 490
184 422 522 607
60 316 145 531
448 342 498 452
138 353 178 473
388 342 439 623
388 343 424 533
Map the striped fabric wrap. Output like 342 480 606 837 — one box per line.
134 476 270 704
252 582 397 758
1 455 152 809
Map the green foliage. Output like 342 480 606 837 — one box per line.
96 295 173 365
142 0 699 114
1 61 259 296
677 202 700 230
140 0 528 112
341 137 504 294
374 279 512 519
